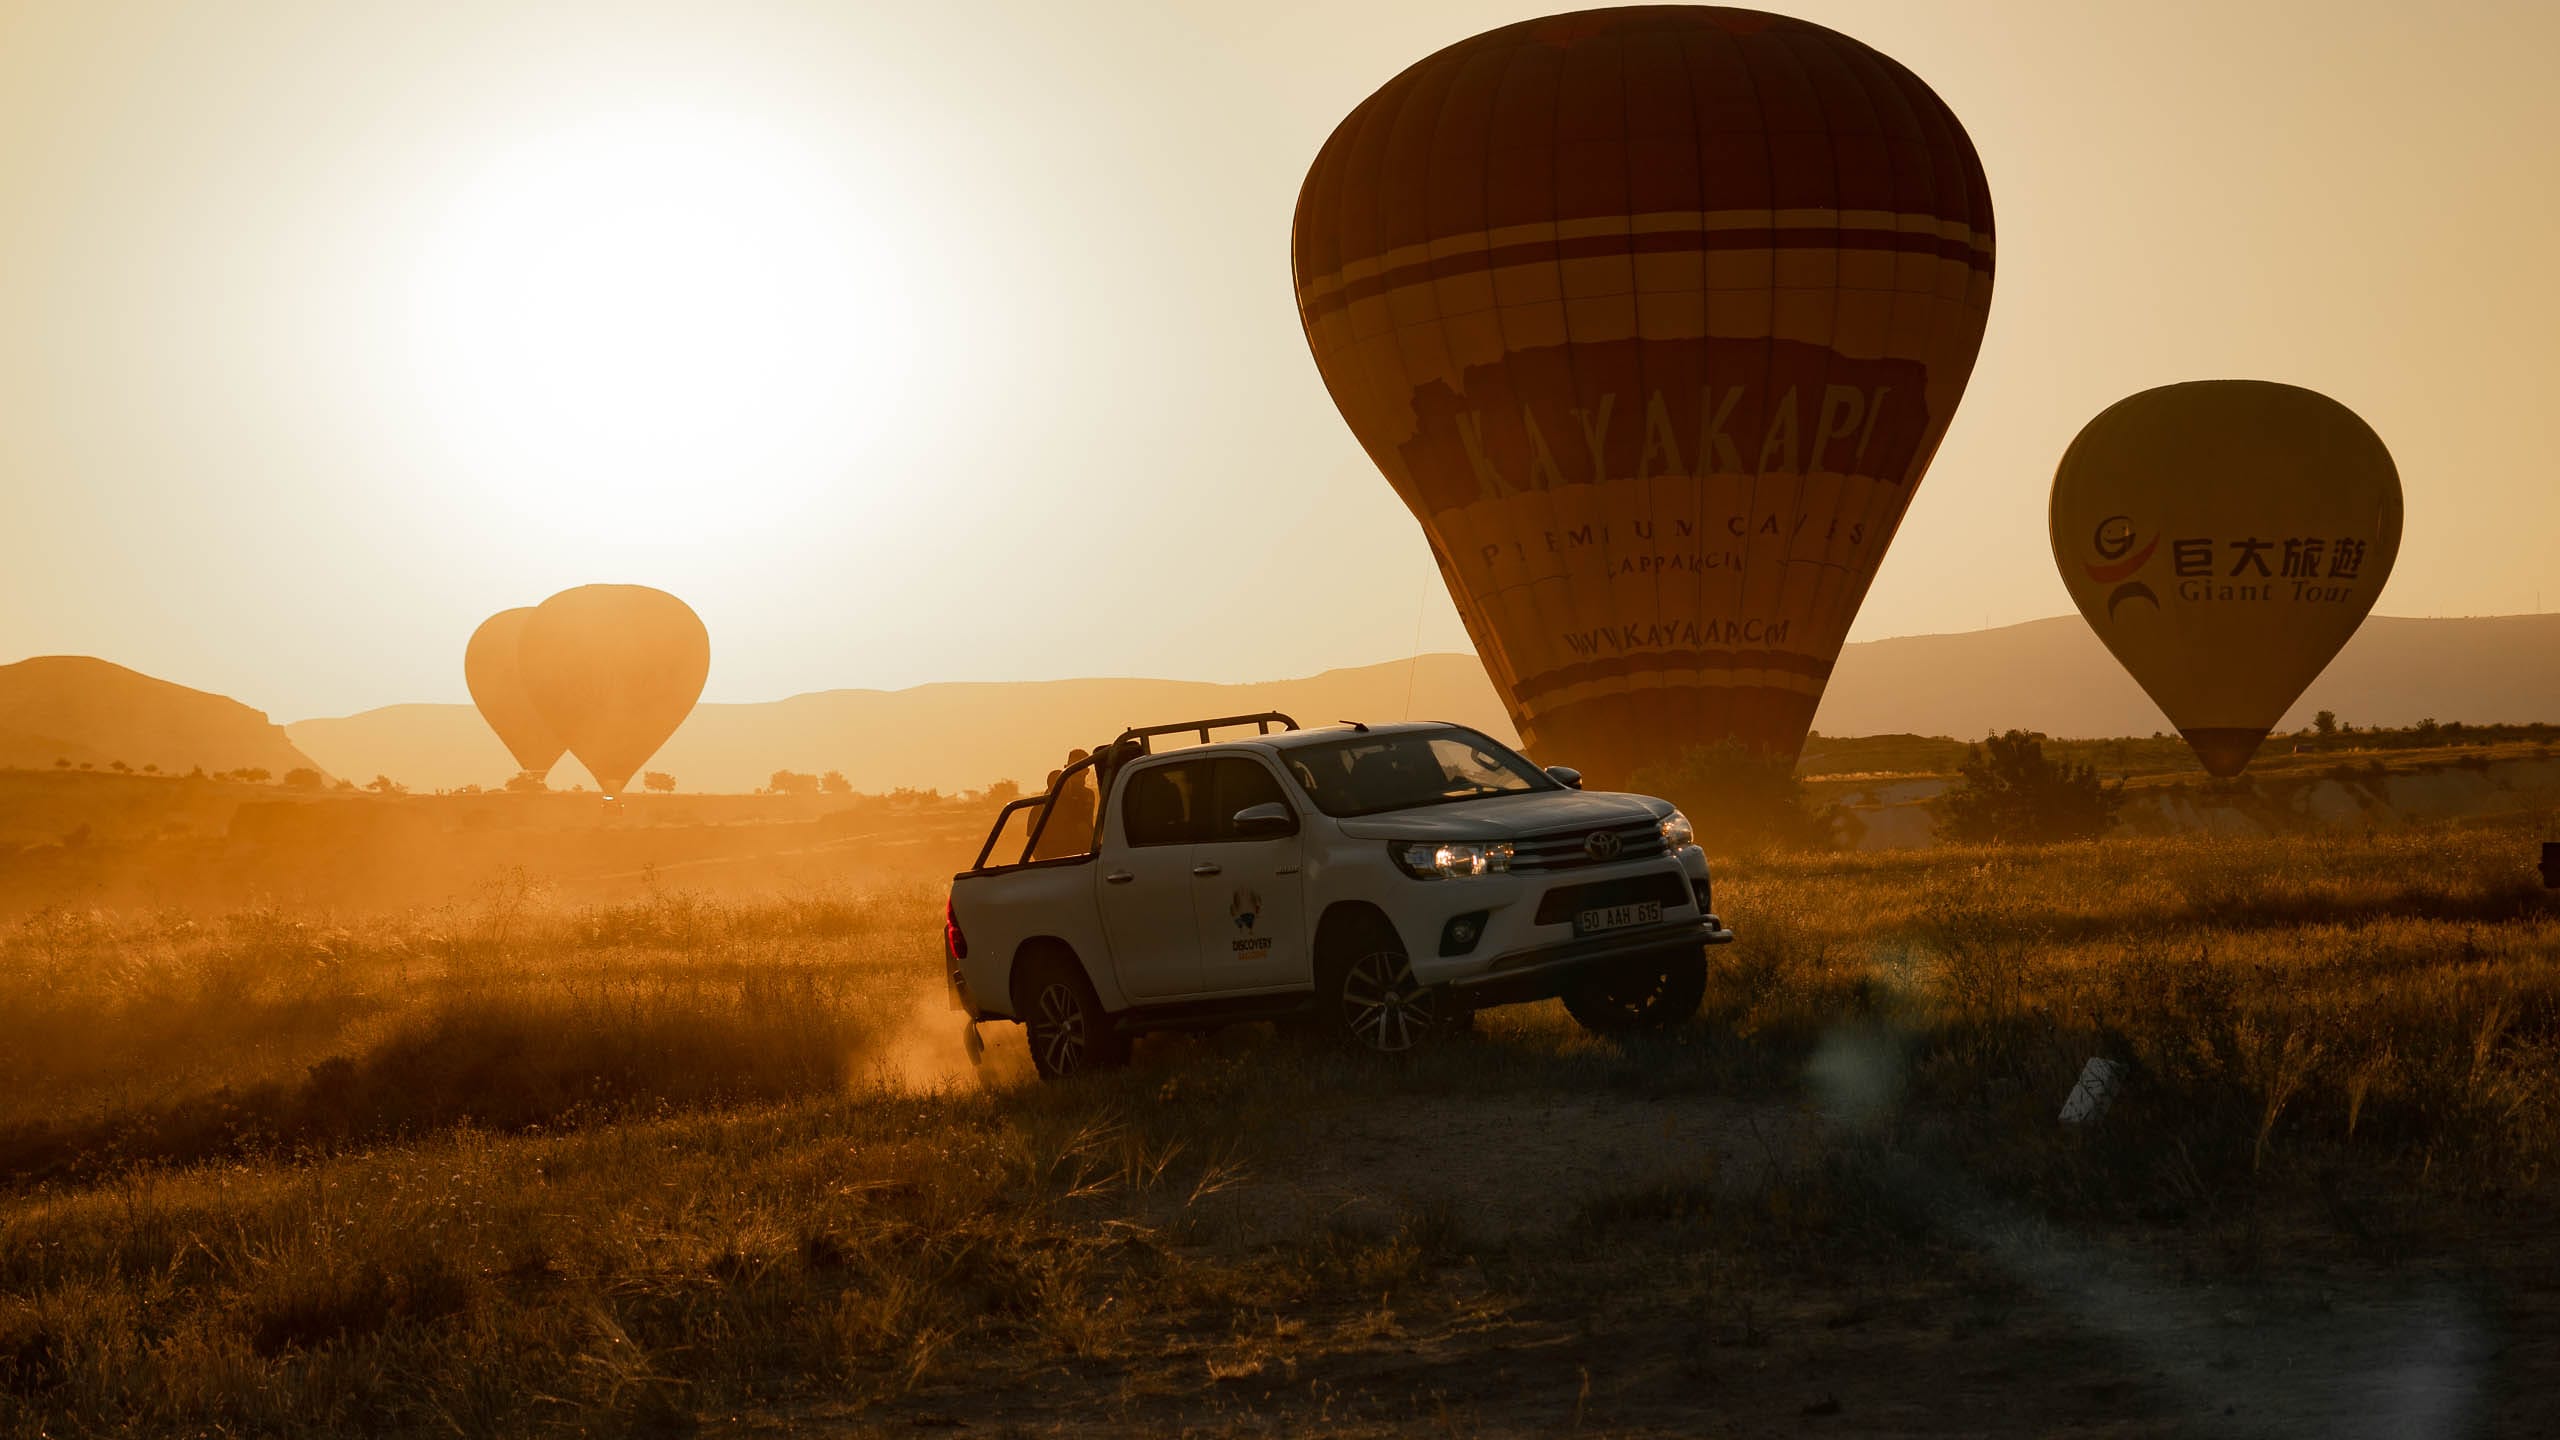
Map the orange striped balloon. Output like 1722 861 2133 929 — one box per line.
1293 6 1994 786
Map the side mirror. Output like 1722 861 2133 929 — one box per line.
1545 766 1584 790
1231 801 1296 837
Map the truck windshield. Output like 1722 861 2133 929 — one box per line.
1283 728 1556 818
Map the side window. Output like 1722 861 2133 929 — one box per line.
1206 758 1292 841
1120 761 1205 848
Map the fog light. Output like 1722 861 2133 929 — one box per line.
1439 911 1490 956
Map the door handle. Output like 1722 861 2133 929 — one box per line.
1191 862 1223 877
1104 870 1135 885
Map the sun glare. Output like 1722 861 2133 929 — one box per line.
408 110 913 544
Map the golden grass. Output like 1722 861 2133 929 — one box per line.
1 818 2554 1433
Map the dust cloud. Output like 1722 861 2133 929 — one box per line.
863 993 1033 1093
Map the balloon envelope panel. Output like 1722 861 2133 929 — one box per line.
463 607 568 777
1292 5 1995 786
2050 381 2402 776
520 585 710 798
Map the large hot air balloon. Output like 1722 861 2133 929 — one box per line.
519 584 710 798
1292 6 1994 787
464 607 568 782
2051 380 2401 778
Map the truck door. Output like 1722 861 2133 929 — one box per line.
1096 757 1208 1000
1189 756 1307 992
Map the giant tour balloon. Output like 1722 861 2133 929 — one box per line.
2051 381 2402 777
463 607 568 781
519 584 710 798
1292 6 1995 787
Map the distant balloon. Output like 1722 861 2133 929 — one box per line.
519 585 710 798
2051 381 2402 777
1292 7 1995 787
463 608 567 780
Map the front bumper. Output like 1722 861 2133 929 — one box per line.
1443 914 1734 1010
1403 847 1717 982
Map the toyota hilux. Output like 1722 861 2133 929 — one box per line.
944 713 1734 1079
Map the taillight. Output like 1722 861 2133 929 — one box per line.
943 899 968 960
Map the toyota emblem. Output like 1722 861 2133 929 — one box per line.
1584 830 1622 861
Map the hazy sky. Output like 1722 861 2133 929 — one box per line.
4 1 2555 721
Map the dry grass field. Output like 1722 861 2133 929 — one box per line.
4 817 2557 1436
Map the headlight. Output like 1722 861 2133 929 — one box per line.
1392 840 1515 879
1659 809 1696 850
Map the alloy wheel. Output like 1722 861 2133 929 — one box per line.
1031 981 1089 1074
1341 949 1436 1053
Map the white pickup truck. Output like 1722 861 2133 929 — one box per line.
944 714 1735 1079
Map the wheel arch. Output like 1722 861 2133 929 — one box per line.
1007 935 1092 1017
1313 900 1403 980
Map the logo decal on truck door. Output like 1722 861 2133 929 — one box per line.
1228 889 1272 957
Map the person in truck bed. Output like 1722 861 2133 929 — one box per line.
1030 748 1095 860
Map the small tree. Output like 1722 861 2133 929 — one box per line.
238 768 273 785
142 763 160 775
820 770 852 795
2312 710 2338 740
643 771 676 794
1930 731 2122 845
109 759 130 773
51 758 68 770
769 770 819 797
505 771 548 793
279 767 320 790
366 774 406 795
986 778 1022 805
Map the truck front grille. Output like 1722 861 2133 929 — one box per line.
1507 820 1666 873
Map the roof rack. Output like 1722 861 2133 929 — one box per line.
1110 711 1299 756
963 714 1305 873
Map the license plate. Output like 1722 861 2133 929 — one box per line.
1575 901 1661 935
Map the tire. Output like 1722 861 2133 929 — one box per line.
1322 922 1441 1055
1017 951 1128 1080
1563 949 1707 1036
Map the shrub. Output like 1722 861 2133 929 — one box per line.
1929 730 2122 844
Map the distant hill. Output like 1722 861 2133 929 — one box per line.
285 612 2560 796
0 656 325 778
285 656 1518 796
1807 613 2560 742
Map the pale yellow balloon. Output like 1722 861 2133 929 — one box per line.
520 584 710 799
463 607 567 779
2051 381 2402 776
